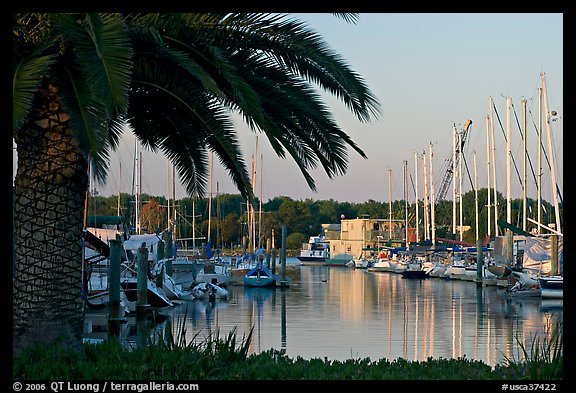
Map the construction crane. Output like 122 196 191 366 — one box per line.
436 119 472 201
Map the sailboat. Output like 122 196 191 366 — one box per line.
243 260 276 287
194 153 232 287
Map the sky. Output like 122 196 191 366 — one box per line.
13 13 564 205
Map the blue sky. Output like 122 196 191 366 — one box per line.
16 13 563 205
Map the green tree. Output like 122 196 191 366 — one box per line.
286 232 308 250
277 199 317 235
220 212 240 247
315 199 340 224
13 13 380 353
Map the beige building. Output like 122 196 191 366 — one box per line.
326 217 404 266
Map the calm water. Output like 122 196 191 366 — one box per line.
128 258 563 367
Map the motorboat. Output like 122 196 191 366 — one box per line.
538 275 563 299
191 281 229 300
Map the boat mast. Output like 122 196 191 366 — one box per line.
117 161 121 217
414 151 419 243
207 151 212 245
489 97 499 236
429 142 436 245
485 115 491 238
474 150 479 241
422 151 429 241
458 128 463 242
506 96 512 225
388 169 392 242
452 123 457 239
166 161 171 231
134 143 141 235
172 163 177 241
138 149 142 234
541 72 562 234
537 86 542 234
404 160 408 247
250 137 258 253
522 98 528 232
259 153 263 250
217 181 221 249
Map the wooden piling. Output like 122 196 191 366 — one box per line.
265 237 271 269
475 239 484 286
164 231 173 276
505 229 513 265
136 243 149 318
550 234 559 275
277 224 289 287
108 239 125 335
271 248 277 275
156 239 165 261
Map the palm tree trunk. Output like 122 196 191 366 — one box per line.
13 83 89 355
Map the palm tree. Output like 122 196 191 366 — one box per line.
13 13 380 354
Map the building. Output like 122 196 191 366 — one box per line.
326 216 405 266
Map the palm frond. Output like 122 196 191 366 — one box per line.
332 13 360 24
121 13 379 197
52 13 133 116
127 57 252 199
198 13 381 122
13 48 57 133
53 63 111 183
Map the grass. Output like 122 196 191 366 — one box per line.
497 316 563 380
13 313 563 380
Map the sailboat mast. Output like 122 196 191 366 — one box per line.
522 98 528 232
541 72 562 234
422 151 429 241
117 161 121 217
172 163 177 240
404 160 408 246
208 151 213 244
247 154 256 254
259 153 263 250
414 151 419 243
245 137 259 254
474 150 479 241
388 169 392 241
452 124 457 238
489 97 499 236
253 137 258 252
139 150 142 234
166 161 171 231
134 145 138 235
135 145 141 235
458 129 463 242
192 197 196 249
537 86 542 234
429 142 436 245
217 181 221 249
506 96 512 224
485 115 491 238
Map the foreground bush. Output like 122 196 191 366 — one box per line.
13 324 563 380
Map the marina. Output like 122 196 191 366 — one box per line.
86 258 563 368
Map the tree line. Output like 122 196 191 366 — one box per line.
89 188 561 249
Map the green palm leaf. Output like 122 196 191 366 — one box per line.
52 13 132 116
12 50 57 133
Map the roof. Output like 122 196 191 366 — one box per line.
123 233 163 251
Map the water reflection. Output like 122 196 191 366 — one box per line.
124 264 562 367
